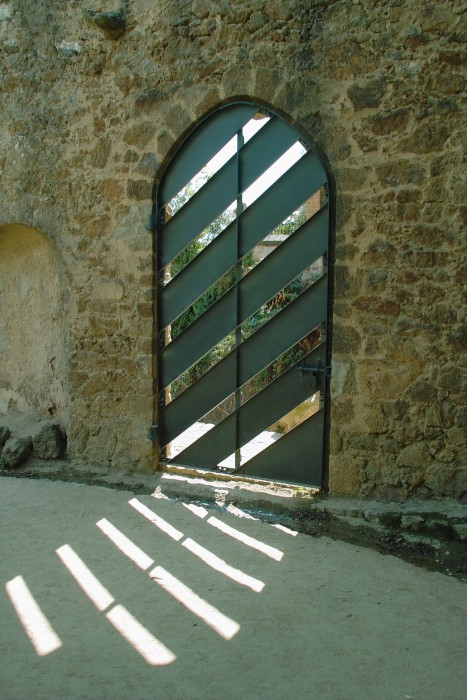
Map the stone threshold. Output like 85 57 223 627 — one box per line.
2 456 466 581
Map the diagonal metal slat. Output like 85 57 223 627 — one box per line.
160 158 237 269
238 150 326 257
239 116 299 189
160 273 327 390
160 199 328 330
237 275 327 386
239 206 328 322
234 411 324 487
159 117 302 269
237 345 326 447
162 337 325 447
160 287 236 389
160 223 237 330
169 345 325 466
159 104 257 205
160 224 327 442
161 354 236 447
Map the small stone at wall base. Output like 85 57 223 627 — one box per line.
33 424 65 459
0 425 10 448
1 436 32 468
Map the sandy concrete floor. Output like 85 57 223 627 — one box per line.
0 477 465 700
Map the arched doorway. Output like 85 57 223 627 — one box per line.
154 102 331 486
0 224 69 425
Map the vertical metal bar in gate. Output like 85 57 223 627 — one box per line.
154 102 330 487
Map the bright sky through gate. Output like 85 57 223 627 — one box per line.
204 116 307 208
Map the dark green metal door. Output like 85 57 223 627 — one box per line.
155 102 330 487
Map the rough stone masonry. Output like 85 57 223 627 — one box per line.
0 0 465 499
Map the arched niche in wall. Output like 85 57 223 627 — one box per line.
0 224 69 425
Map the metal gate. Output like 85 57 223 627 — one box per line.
154 102 330 487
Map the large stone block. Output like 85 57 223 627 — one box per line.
328 454 361 495
0 425 10 448
332 324 361 353
32 423 65 459
366 454 399 486
376 161 425 187
401 123 450 153
1 436 32 468
347 78 386 110
396 442 431 469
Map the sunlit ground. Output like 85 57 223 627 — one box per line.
1 477 466 700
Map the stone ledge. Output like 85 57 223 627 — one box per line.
1 460 466 581
3 454 466 541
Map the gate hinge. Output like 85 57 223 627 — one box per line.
146 212 155 231
148 424 158 441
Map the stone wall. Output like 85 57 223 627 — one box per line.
0 0 465 496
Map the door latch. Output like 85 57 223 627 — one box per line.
295 365 331 378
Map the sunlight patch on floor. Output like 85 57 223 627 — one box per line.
182 538 265 592
273 523 298 536
5 575 62 656
129 498 184 541
149 565 240 640
97 518 154 571
56 544 176 665
106 605 176 666
226 504 259 521
56 544 114 612
182 502 209 518
207 517 284 561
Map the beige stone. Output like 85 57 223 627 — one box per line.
396 442 432 469
328 454 361 495
93 279 124 301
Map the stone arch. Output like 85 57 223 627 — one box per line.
0 224 69 425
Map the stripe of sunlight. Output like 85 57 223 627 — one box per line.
128 498 184 541
149 566 240 641
5 575 62 656
184 497 295 536
242 141 306 207
182 502 209 518
101 505 262 595
207 517 284 562
273 524 298 537
182 538 264 593
106 605 176 666
56 544 114 612
161 472 232 489
96 519 154 571
226 504 259 521
56 545 176 666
